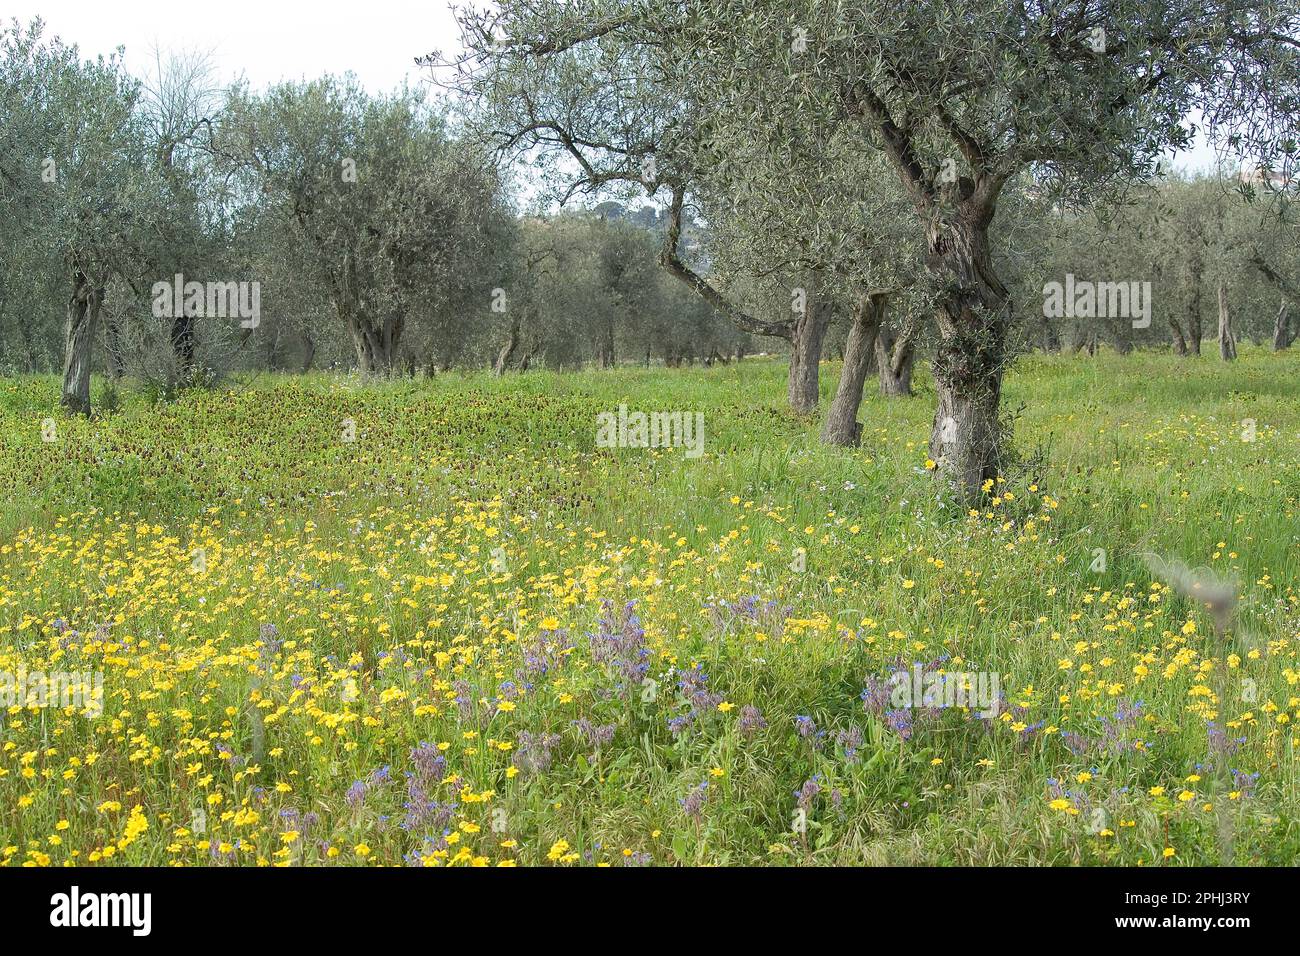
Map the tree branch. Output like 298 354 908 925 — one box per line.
659 185 792 339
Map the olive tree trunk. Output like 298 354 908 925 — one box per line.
1186 270 1203 355
875 322 915 397
787 291 832 415
1040 317 1061 353
1217 280 1237 361
171 313 197 375
1248 256 1299 350
344 307 402 374
927 212 1010 504
820 293 886 446
596 315 615 368
300 332 316 373
1272 302 1294 350
105 308 126 380
495 313 522 376
60 270 103 416
1169 317 1188 356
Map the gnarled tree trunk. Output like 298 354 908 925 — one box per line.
875 322 915 396
821 293 885 446
343 307 402 374
1248 256 1299 350
927 211 1010 504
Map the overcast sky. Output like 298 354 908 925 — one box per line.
7 0 462 93
11 0 1223 176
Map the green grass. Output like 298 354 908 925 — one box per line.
0 345 1297 866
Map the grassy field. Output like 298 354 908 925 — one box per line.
1 347 1298 866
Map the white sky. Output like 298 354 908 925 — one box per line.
6 0 463 94
9 0 1221 174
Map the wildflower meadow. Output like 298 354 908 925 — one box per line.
2 348 1298 868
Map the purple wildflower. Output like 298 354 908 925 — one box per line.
794 775 821 812
835 725 864 764
452 680 477 722
590 600 650 698
884 709 913 742
795 715 826 750
411 742 447 784
573 719 616 749
861 676 892 714
738 704 767 736
681 780 709 820
513 731 562 776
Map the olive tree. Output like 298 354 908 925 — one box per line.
216 78 511 374
0 18 165 414
445 0 1298 501
429 4 825 409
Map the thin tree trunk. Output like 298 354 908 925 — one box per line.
61 271 102 416
1186 270 1203 355
1041 317 1061 353
1217 280 1237 361
1169 317 1188 356
1273 301 1294 350
495 314 521 376
104 308 126 380
266 325 285 371
171 313 197 376
19 312 39 372
301 332 316 373
597 315 615 368
821 293 885 447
